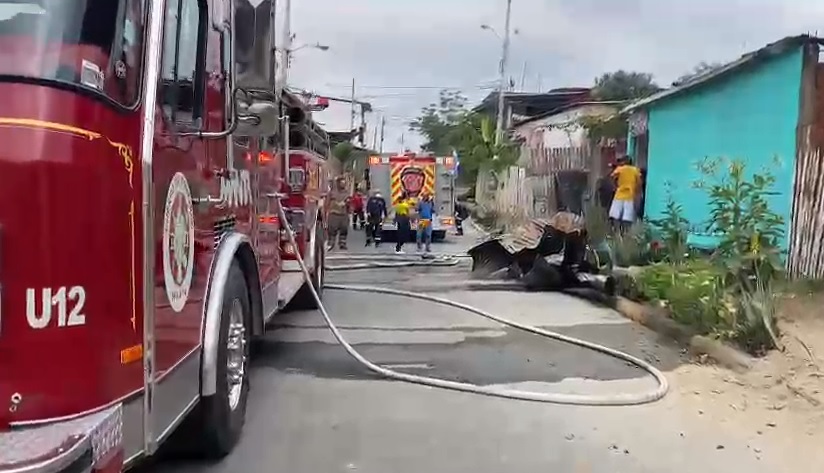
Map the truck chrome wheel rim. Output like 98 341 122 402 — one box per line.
227 299 247 411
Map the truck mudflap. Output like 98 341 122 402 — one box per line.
0 405 123 473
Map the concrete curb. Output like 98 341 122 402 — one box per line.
614 297 755 373
466 217 754 372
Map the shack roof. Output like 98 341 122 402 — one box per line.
513 100 624 128
474 88 591 119
622 34 823 115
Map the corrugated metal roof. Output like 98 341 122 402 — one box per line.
493 213 587 254
514 100 624 128
622 34 821 115
474 88 592 117
497 218 551 254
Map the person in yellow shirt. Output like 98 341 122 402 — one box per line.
609 155 642 231
394 192 413 253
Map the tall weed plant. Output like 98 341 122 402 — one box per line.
650 183 689 264
692 157 785 288
692 156 785 351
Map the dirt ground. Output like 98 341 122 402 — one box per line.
668 290 824 471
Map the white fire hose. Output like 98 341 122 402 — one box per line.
277 206 669 406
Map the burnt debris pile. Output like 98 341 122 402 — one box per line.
467 211 615 296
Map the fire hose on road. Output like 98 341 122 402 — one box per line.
277 206 669 406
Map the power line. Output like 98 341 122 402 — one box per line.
323 82 498 90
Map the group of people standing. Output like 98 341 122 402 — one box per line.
325 176 441 254
392 191 436 254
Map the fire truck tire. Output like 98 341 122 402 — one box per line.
287 228 325 310
195 261 251 458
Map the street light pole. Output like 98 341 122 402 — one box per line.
276 0 292 98
495 0 512 146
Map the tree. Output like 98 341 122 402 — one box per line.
408 89 467 154
672 61 723 87
409 90 518 186
332 142 354 164
592 70 661 102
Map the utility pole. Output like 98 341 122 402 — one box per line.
359 107 366 145
519 61 527 91
379 116 385 153
371 115 379 150
537 73 542 93
276 0 292 98
495 0 512 146
349 78 356 131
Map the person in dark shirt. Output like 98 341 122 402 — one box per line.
637 167 648 220
454 200 470 235
596 162 617 211
365 189 388 246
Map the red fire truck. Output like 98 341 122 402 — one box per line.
0 1 327 471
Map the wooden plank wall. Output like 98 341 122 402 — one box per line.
476 146 593 227
788 125 824 279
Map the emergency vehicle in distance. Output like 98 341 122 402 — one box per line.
0 1 328 471
367 152 457 241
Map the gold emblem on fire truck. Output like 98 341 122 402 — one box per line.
163 172 195 313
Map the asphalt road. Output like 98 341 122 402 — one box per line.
148 222 783 473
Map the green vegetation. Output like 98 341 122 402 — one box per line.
609 157 785 355
409 90 518 186
332 142 377 174
591 70 661 102
409 71 661 189
332 142 355 164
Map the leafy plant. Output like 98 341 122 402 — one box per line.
578 114 629 142
636 260 729 333
332 142 354 164
734 278 780 354
650 183 689 263
607 221 651 267
409 90 518 187
693 156 785 288
584 202 610 246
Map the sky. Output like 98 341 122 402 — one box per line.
284 0 824 153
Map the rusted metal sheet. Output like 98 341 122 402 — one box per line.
480 213 587 255
497 218 551 253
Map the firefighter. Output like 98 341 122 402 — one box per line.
454 199 469 236
415 192 435 253
350 188 365 230
328 177 350 250
365 189 387 247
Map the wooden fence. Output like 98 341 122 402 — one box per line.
788 125 824 279
475 145 595 226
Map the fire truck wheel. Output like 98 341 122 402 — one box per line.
197 260 251 458
287 227 325 310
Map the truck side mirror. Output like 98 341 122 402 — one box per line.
180 1 236 140
211 0 229 32
234 92 279 137
182 0 278 139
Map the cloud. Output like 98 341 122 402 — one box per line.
285 0 824 153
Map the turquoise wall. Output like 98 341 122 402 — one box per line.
644 46 804 250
